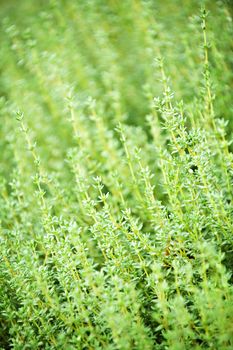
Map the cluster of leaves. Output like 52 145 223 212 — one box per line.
0 1 233 349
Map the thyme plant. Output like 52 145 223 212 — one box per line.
0 1 233 349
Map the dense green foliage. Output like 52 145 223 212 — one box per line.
0 1 233 349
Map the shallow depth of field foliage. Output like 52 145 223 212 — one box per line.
0 0 233 349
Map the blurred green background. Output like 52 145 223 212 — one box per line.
0 0 232 177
